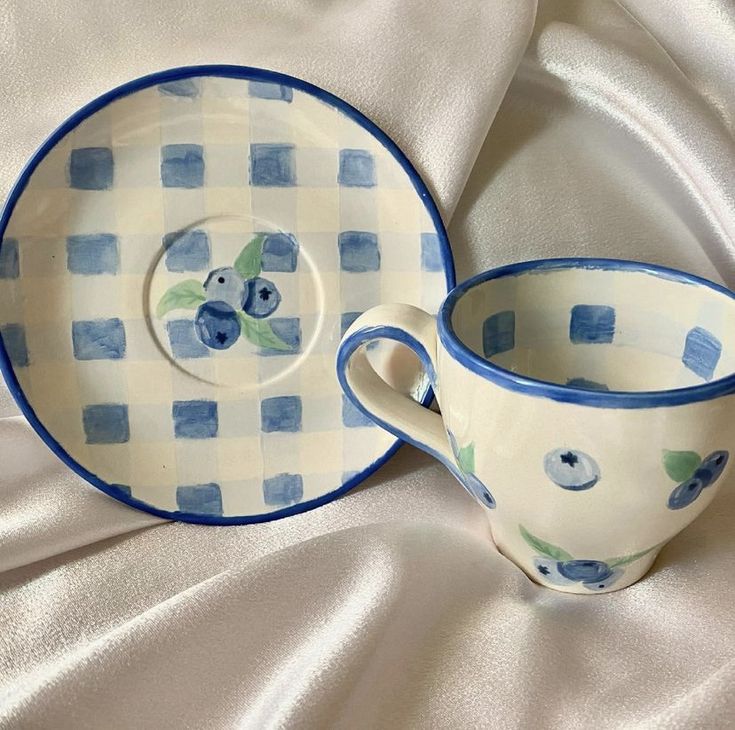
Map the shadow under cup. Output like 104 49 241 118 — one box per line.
446 261 735 396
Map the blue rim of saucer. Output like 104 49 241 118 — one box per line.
0 64 455 525
438 257 735 408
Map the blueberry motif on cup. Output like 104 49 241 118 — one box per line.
663 449 729 510
447 431 496 508
157 234 295 353
543 448 600 491
520 525 658 592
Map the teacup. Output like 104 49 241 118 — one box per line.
336 258 735 593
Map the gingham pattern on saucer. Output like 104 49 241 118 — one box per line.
0 68 452 522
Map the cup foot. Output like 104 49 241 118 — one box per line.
489 520 664 594
517 550 661 594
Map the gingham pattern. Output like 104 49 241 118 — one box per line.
452 267 735 391
0 74 449 519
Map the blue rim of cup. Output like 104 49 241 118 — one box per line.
0 64 455 524
438 257 735 409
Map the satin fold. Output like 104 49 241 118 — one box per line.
2 1 735 727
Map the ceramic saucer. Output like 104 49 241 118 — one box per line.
0 65 454 523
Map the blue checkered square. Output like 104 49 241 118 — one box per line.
1 324 29 367
67 234 119 275
173 400 218 439
176 484 223 515
420 233 443 272
682 326 722 381
250 144 295 187
72 319 126 360
69 147 114 190
263 473 303 506
159 79 200 98
338 149 376 187
83 404 129 444
341 311 362 337
483 311 515 358
569 305 616 344
260 317 301 356
261 233 298 272
161 144 204 188
166 319 209 359
261 396 302 432
338 231 380 272
249 81 293 102
163 229 210 272
0 238 19 279
342 395 375 428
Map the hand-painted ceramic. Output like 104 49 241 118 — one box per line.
0 66 453 523
338 259 735 593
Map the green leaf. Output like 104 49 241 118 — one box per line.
663 450 701 483
606 543 661 569
457 443 475 474
156 279 206 318
238 311 293 351
519 525 573 562
233 233 266 279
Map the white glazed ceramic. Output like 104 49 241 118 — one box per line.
0 65 453 523
337 259 735 593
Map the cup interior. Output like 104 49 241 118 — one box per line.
448 261 735 393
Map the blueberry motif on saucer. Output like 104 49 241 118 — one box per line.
157 234 293 353
242 277 281 319
520 525 657 592
663 449 729 510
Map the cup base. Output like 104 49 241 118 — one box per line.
519 550 660 594
490 523 663 594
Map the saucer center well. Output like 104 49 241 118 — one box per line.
145 214 323 391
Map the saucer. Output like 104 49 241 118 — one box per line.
0 65 453 523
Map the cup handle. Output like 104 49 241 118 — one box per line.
336 303 455 469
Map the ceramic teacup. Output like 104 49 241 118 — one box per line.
336 258 735 593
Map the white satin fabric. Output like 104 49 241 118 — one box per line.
1 1 735 727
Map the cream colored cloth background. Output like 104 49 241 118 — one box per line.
1 1 735 727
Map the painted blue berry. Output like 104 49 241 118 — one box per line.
464 472 496 509
194 301 240 350
692 466 714 487
532 558 576 587
558 559 613 583
544 448 600 491
668 475 705 509
243 277 281 319
699 450 729 487
204 267 245 309
582 569 622 591
533 557 622 590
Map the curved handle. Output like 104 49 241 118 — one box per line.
336 304 454 468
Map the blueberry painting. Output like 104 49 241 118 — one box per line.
543 448 600 491
663 448 729 510
203 267 246 309
156 233 295 353
242 277 281 319
520 525 658 592
447 431 496 508
194 301 241 350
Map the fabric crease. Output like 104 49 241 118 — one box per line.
2 0 735 727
